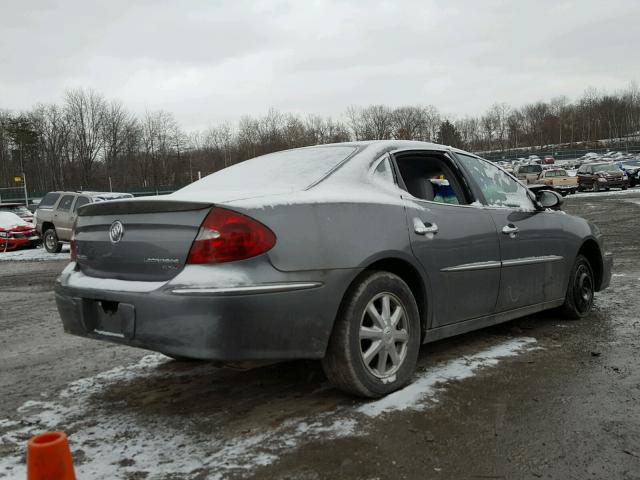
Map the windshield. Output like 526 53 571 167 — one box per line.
179 146 357 195
622 160 640 167
519 165 541 173
0 205 31 216
592 164 616 172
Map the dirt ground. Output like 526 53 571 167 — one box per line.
1 191 639 480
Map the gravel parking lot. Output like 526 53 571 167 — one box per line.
1 191 639 480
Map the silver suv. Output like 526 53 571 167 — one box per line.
35 191 133 253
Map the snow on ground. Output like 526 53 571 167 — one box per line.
357 337 537 417
0 245 69 262
571 188 640 199
0 337 539 479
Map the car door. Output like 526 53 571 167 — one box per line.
53 194 77 241
391 150 501 328
455 153 568 311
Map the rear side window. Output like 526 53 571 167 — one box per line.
56 195 75 211
39 192 61 209
73 196 90 212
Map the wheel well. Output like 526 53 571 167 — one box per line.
578 240 604 291
42 222 55 233
362 258 427 336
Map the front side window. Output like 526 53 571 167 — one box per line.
56 195 75 211
457 154 535 211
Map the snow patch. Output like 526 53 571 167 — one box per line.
0 245 70 261
358 337 538 417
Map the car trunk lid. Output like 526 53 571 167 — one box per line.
75 199 212 281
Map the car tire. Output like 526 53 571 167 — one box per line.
622 184 628 190
593 182 600 192
43 228 62 253
561 254 595 320
322 271 421 398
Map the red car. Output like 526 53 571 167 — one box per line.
543 156 556 165
0 212 41 251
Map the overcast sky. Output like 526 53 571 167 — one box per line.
1 0 639 131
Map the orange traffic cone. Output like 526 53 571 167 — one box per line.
27 431 76 480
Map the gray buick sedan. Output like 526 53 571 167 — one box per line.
55 141 612 397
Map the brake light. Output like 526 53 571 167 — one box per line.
187 208 276 264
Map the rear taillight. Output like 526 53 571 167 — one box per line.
187 207 276 264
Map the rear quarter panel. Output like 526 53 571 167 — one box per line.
229 192 414 272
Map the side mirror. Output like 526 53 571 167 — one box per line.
536 189 563 210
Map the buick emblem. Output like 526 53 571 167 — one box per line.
109 220 124 244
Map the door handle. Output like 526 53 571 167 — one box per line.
502 224 519 238
413 218 438 236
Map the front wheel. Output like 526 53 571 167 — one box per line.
43 228 62 253
322 271 421 398
561 255 595 319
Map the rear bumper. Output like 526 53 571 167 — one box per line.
54 264 356 361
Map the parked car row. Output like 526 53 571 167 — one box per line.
0 191 134 254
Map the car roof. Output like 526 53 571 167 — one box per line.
0 203 23 207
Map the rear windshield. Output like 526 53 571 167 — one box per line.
546 170 567 177
179 146 357 195
38 192 61 208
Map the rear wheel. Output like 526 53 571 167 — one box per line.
622 184 628 190
561 255 595 319
43 228 62 253
322 271 421 398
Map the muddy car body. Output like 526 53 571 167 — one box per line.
576 162 629 192
55 141 612 397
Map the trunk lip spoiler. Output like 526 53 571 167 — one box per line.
78 200 213 216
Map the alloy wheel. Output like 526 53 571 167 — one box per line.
359 292 409 378
573 263 593 314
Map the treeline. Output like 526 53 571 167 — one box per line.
1 84 640 194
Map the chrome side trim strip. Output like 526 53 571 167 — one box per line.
441 261 502 272
441 256 563 272
501 255 564 267
171 281 323 296
93 329 125 339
